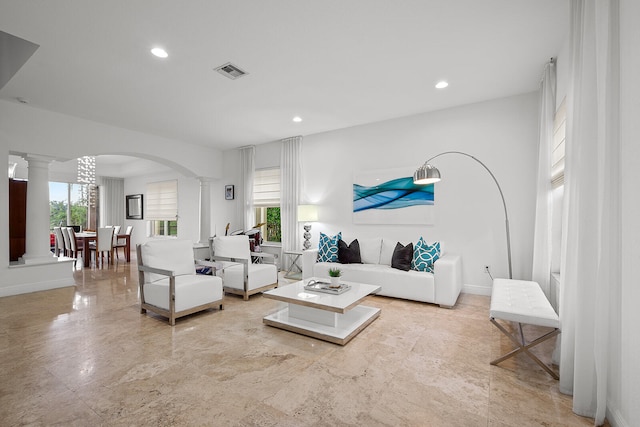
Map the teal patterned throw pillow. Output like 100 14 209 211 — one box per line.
318 232 342 263
412 237 441 273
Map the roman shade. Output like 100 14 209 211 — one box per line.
253 168 280 207
146 180 178 220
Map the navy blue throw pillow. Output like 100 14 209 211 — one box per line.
338 239 362 264
391 242 413 271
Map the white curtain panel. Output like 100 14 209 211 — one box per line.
280 136 302 266
98 177 124 228
560 0 620 424
240 146 255 231
532 60 556 298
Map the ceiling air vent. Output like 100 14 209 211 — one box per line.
214 62 248 80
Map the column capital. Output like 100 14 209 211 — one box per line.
21 153 58 164
197 176 216 183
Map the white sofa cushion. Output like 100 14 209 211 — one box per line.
144 274 223 312
380 239 399 266
358 237 382 264
313 262 435 303
141 239 196 283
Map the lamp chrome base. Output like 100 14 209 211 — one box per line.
303 224 312 250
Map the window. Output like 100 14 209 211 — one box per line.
146 180 178 237
149 219 178 237
49 182 89 230
551 97 566 187
253 168 281 242
550 97 567 274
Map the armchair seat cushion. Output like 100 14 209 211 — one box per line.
144 274 223 312
222 263 277 291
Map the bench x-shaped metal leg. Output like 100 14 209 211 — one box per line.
490 317 560 380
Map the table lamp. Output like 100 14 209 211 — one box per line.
297 204 318 250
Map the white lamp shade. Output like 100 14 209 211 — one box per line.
297 204 318 222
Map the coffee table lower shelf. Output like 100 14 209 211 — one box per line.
263 305 380 345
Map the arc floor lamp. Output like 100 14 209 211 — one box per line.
413 151 513 279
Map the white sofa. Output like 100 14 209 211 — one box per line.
302 238 462 308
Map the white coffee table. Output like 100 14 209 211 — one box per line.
262 277 381 345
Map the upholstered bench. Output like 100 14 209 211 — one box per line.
490 278 560 379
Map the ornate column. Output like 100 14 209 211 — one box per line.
198 178 212 244
20 155 56 264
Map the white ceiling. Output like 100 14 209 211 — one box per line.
0 0 568 151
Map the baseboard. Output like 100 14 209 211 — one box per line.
0 278 75 297
462 283 492 296
1 259 75 297
606 404 629 427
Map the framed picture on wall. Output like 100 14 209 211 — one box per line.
225 185 235 200
126 194 143 219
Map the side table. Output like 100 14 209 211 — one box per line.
283 250 304 280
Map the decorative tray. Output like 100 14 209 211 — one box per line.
304 280 351 295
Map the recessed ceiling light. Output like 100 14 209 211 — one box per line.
151 47 168 58
293 116 302 123
435 81 449 89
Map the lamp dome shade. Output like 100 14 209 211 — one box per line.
413 164 441 185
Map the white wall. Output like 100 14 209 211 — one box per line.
304 93 538 292
215 148 242 236
215 140 285 237
123 171 204 250
219 93 539 292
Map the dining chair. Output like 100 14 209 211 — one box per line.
114 225 133 260
90 227 115 268
111 225 122 247
61 227 72 257
53 227 66 257
66 227 83 267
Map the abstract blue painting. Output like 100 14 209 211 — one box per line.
353 168 435 224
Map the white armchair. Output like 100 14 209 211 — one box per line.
137 239 224 325
210 235 278 300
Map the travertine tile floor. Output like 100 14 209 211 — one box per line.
0 259 602 426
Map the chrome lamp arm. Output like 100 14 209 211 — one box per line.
415 151 512 279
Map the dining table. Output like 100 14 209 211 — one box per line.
75 231 131 267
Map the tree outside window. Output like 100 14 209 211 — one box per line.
49 182 88 230
266 207 281 242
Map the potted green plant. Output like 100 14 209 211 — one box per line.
328 267 342 288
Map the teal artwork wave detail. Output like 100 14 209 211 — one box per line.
353 177 434 212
